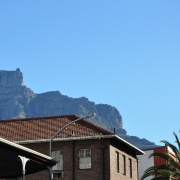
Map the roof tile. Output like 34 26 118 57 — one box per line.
0 115 112 142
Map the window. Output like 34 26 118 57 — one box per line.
129 158 132 178
122 155 126 175
79 149 91 169
53 172 63 179
116 151 119 172
52 151 63 171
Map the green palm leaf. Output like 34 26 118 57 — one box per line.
140 132 180 180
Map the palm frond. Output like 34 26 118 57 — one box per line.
141 132 180 180
173 132 180 151
149 152 180 170
140 165 171 180
161 140 180 161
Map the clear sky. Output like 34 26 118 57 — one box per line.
1 1 180 146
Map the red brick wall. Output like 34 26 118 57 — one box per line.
9 138 138 180
21 139 111 180
24 170 50 180
109 145 138 180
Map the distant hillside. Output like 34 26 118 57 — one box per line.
0 68 157 149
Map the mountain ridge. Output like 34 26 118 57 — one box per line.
0 68 157 149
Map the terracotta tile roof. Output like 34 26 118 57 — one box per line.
0 115 112 142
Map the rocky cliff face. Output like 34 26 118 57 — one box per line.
25 91 123 132
0 68 24 86
0 69 35 119
0 69 156 149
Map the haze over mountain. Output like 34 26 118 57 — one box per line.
0 68 157 149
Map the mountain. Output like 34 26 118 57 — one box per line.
0 68 157 149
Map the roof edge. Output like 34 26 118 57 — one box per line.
15 135 144 155
81 119 113 135
113 135 145 155
0 114 80 122
0 138 56 161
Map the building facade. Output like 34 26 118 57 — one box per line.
0 115 144 180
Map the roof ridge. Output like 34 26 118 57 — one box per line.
0 114 79 122
81 119 113 135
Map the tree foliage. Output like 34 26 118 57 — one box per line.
141 132 180 180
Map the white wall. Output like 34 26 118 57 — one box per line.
137 150 154 180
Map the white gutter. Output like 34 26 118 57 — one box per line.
0 138 54 161
15 135 144 155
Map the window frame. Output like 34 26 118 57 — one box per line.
116 151 120 172
79 149 91 170
122 155 126 175
52 172 63 179
129 158 132 178
52 150 63 171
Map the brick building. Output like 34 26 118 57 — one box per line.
0 115 144 180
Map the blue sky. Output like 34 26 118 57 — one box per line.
1 1 180 145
